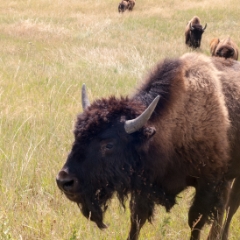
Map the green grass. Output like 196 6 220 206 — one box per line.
0 0 240 239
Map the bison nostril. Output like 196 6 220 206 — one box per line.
63 179 74 190
56 177 76 191
56 170 77 192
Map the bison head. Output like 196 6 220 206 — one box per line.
56 85 159 228
210 37 239 60
189 23 207 48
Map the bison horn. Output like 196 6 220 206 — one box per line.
190 22 194 31
81 84 90 110
202 23 207 30
124 95 160 134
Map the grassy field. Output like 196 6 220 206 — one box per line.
0 0 240 239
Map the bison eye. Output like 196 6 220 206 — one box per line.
106 143 113 149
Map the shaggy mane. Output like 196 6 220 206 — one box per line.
134 58 183 115
74 96 145 142
75 58 183 141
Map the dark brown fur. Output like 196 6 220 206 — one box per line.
210 37 239 60
57 53 240 240
118 0 129 13
185 16 207 48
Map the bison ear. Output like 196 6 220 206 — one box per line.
142 126 156 139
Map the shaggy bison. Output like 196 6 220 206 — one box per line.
210 37 239 60
118 0 135 13
185 16 207 48
56 52 240 240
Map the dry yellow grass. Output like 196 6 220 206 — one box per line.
0 0 240 239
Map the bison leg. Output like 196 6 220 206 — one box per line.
207 208 225 240
127 193 154 240
188 179 229 240
222 177 240 240
207 180 231 240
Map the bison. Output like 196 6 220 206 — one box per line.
118 0 129 13
118 0 135 13
210 37 239 60
185 16 207 48
56 52 240 240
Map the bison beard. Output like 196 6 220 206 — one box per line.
63 135 177 229
57 52 240 240
76 176 177 229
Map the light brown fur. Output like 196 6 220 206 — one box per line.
152 53 230 176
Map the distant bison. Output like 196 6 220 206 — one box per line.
210 37 239 60
57 53 240 240
118 0 135 13
185 16 207 48
118 0 129 12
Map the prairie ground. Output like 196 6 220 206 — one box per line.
0 0 240 239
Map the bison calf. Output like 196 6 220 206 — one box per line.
210 37 239 60
118 0 135 13
185 16 207 48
